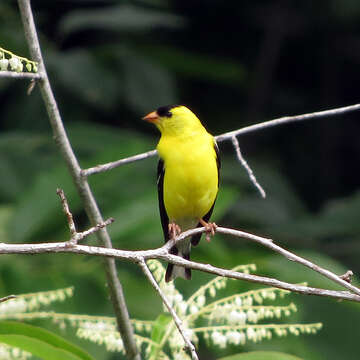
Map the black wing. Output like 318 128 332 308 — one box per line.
157 159 170 242
191 140 221 246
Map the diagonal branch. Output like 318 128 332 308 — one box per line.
81 102 360 177
57 188 77 237
17 1 140 359
139 259 199 360
214 227 360 297
231 135 266 198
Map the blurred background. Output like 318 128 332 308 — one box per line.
1 0 360 359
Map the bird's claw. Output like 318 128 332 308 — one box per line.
199 219 217 242
168 222 181 239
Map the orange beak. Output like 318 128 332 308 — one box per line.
142 111 159 123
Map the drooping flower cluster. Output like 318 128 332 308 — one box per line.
0 287 74 359
0 344 32 360
0 47 38 73
0 264 322 359
0 287 73 316
145 260 322 358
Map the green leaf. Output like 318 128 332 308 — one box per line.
60 4 184 35
0 335 82 360
151 314 171 344
0 321 94 360
219 351 303 360
149 314 171 358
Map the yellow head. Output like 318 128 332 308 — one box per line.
142 105 205 137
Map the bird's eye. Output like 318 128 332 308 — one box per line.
156 105 175 118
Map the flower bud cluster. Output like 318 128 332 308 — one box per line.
0 344 32 360
77 326 125 353
0 261 321 359
0 48 38 73
0 287 73 315
201 321 322 350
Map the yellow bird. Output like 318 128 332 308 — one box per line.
143 105 220 281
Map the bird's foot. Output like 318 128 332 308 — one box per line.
168 222 181 239
199 218 217 242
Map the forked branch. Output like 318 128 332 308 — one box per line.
0 228 359 304
1 186 360 360
2 188 360 304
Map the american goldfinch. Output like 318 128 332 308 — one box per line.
143 105 220 281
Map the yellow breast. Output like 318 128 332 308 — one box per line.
158 132 218 222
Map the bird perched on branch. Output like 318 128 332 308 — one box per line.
143 105 220 281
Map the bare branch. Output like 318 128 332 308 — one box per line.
139 260 199 360
0 70 41 79
56 188 114 244
214 227 360 297
231 135 266 198
57 188 77 237
27 78 36 95
17 1 140 359
215 102 360 141
161 253 360 302
81 149 157 177
78 218 115 241
0 295 16 303
0 225 360 303
81 102 360 177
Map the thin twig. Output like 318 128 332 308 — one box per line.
231 135 266 198
139 260 199 360
81 103 360 177
17 1 140 359
57 188 77 237
0 70 41 79
78 218 115 241
27 78 36 95
81 150 157 177
56 188 114 244
0 295 16 303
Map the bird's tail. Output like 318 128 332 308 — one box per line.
165 243 191 282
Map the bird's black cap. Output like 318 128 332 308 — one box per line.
156 105 180 118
